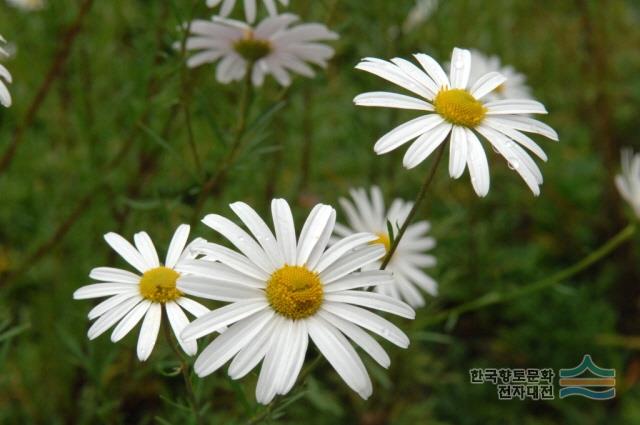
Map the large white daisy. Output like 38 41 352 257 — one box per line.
354 47 559 196
73 225 211 361
458 49 532 101
177 199 414 404
335 187 437 308
206 0 289 23
183 14 338 87
0 36 12 108
616 148 640 219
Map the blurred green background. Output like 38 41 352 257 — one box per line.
1 0 640 423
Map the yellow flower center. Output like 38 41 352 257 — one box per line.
233 31 272 62
265 265 323 320
139 267 182 303
434 88 487 128
371 232 391 253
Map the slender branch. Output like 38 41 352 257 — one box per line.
422 223 636 326
0 0 95 175
380 143 446 269
190 63 255 225
162 318 204 425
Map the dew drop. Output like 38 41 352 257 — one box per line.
507 158 520 170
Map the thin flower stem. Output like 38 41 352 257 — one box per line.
380 143 446 269
190 63 255 226
162 319 204 425
423 223 636 325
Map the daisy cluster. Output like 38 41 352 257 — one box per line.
61 0 637 412
66 0 570 406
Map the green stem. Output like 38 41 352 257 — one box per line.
190 63 255 225
162 320 204 425
423 223 636 325
380 143 446 269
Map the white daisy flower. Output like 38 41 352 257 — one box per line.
177 199 414 404
183 14 338 87
206 0 289 23
335 187 437 308
73 225 211 361
615 148 640 219
458 49 532 101
0 36 12 108
354 47 559 197
6 0 44 11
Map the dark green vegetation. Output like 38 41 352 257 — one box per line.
1 0 639 423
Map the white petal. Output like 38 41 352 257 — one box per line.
374 114 443 155
182 299 269 342
134 232 160 269
470 72 507 99
166 224 190 269
317 310 390 368
194 309 274 376
449 48 471 89
484 118 548 160
390 57 439 98
74 283 139 300
322 302 409 348
176 259 265 288
230 202 283 269
166 301 198 356
177 275 265 302
202 214 274 274
176 297 210 318
403 122 452 169
271 199 297 264
244 0 256 22
137 303 162 361
111 300 151 342
296 204 334 266
228 316 280 379
194 242 270 281
354 91 434 111
485 99 548 115
465 129 490 196
104 232 150 273
489 115 558 141
319 245 386 284
325 271 394 292
414 53 450 88
324 290 415 319
256 320 292 403
315 233 378 273
88 292 139 320
307 316 372 400
449 126 468 178
87 297 142 340
278 320 308 394
89 267 140 284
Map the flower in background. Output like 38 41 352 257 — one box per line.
403 0 439 33
354 47 559 197
73 225 211 361
458 49 532 100
182 14 338 86
335 187 437 307
177 199 414 404
207 0 289 23
0 36 12 108
5 0 44 11
615 148 640 219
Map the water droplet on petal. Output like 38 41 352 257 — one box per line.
507 158 520 170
